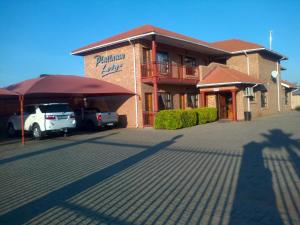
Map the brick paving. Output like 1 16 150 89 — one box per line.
0 112 299 225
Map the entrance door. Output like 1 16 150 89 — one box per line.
179 94 185 109
144 93 154 126
218 92 233 119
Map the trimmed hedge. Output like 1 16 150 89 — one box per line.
192 107 218 124
181 110 197 128
154 107 217 130
154 110 183 130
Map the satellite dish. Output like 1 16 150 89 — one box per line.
271 71 278 79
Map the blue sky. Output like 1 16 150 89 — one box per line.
0 0 299 87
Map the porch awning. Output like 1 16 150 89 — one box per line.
197 65 262 88
281 80 297 89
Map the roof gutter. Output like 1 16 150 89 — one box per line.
197 81 261 88
231 48 288 60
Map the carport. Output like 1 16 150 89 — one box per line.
4 74 134 144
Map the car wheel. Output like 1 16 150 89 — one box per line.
32 124 42 140
7 123 16 137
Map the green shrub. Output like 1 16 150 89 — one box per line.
154 107 217 130
164 110 183 130
154 110 182 130
207 108 218 122
181 110 197 128
192 107 218 124
154 110 167 129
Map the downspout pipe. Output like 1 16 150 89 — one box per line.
277 60 281 112
128 38 139 128
243 51 251 112
243 50 250 75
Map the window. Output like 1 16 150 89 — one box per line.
285 90 289 105
184 56 196 76
250 93 256 102
142 48 151 77
187 94 198 108
157 52 169 74
39 104 72 113
261 92 268 108
158 93 172 110
142 48 151 64
24 105 36 114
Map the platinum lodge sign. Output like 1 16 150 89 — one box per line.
95 54 125 77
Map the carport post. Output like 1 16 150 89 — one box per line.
19 95 25 145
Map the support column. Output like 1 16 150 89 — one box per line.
152 35 158 113
231 90 237 121
19 95 25 145
200 91 206 107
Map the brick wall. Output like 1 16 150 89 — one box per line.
84 42 143 128
226 52 291 119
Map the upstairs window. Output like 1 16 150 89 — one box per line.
184 56 196 76
157 52 169 74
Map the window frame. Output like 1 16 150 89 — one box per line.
261 91 268 108
187 93 198 108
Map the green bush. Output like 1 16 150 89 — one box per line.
154 110 167 129
192 107 218 124
181 110 197 128
164 110 183 130
154 110 182 130
207 108 218 122
154 108 215 130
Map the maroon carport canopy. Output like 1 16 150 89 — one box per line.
6 74 134 97
5 74 134 144
0 88 18 98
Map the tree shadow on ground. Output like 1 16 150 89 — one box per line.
229 129 300 225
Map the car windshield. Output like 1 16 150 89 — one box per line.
39 104 72 113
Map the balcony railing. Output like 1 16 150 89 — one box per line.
141 62 200 80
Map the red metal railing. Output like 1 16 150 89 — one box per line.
141 62 199 79
143 111 154 126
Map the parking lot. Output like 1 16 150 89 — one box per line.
0 112 300 225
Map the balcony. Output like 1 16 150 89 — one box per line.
141 62 200 85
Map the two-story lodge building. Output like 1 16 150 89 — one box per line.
72 25 295 128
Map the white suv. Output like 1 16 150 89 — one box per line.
7 103 76 139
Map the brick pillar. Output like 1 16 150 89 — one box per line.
200 91 206 107
152 35 158 112
231 90 237 121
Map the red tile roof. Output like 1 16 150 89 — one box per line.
72 25 286 59
198 65 262 87
72 24 226 55
211 39 264 52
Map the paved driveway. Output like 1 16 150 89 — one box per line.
0 112 300 225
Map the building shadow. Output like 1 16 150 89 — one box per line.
229 129 300 225
0 134 183 225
